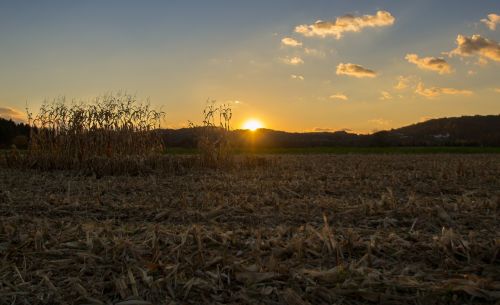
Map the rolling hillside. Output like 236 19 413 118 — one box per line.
162 115 500 147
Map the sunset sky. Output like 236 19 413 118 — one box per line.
0 1 499 133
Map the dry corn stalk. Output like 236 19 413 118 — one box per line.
25 93 165 168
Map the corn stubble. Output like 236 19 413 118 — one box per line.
0 154 499 304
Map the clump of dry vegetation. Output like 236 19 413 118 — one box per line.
28 93 165 166
0 155 498 304
1 96 270 174
189 101 234 168
3 93 173 174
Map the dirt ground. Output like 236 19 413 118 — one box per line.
0 154 499 304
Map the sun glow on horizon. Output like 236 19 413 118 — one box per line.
242 119 263 131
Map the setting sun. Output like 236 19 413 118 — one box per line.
242 119 263 131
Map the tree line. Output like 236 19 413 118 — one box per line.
0 117 31 149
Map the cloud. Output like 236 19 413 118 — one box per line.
291 74 304 80
415 82 473 99
419 116 435 123
295 10 395 39
336 63 376 78
0 107 25 122
313 127 336 132
476 57 489 66
405 53 452 74
282 56 304 65
449 34 500 62
481 13 500 30
369 118 391 126
379 91 393 100
495 88 500 93
394 75 414 90
281 37 302 47
330 93 348 101
304 48 326 58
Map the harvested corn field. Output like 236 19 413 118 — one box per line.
0 154 499 305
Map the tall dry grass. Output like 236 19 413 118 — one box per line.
190 100 234 168
23 93 165 170
0 95 272 174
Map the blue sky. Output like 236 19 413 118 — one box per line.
0 1 499 132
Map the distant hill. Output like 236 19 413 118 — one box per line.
162 115 500 147
2 114 499 148
385 115 500 146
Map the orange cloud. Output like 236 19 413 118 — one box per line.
304 48 325 58
330 93 348 101
281 37 302 47
481 14 500 31
369 118 391 126
405 53 452 74
379 91 393 100
313 127 336 132
449 34 500 62
295 10 395 39
336 63 376 78
415 82 473 99
0 107 25 122
290 74 304 80
282 56 304 65
419 116 435 123
394 75 414 90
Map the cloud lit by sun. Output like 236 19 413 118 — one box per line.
242 119 263 131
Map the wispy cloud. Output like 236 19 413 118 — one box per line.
369 118 391 126
394 75 414 90
416 82 473 99
449 34 500 62
379 91 393 100
481 13 500 31
295 10 395 39
330 93 348 101
291 74 304 80
419 116 435 123
313 127 336 132
0 107 25 122
476 57 489 66
281 56 304 65
281 37 302 47
405 53 452 74
304 48 325 58
336 63 376 78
